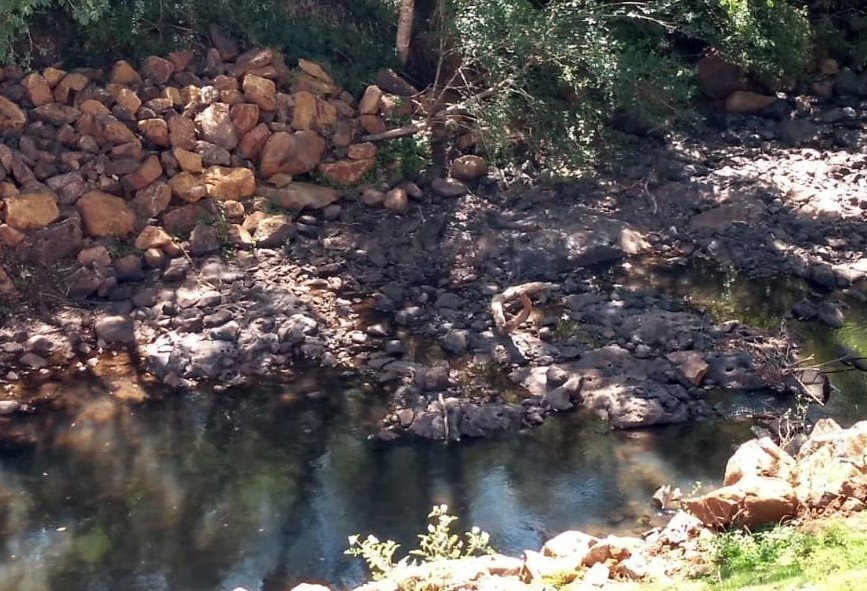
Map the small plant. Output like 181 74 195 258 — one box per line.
346 504 495 580
377 135 431 181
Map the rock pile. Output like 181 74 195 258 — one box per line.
686 418 867 529
0 30 415 299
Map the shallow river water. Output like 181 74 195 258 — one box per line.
0 262 864 591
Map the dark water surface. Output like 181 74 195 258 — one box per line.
1 260 865 591
0 381 748 591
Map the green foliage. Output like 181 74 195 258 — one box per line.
804 0 867 67
378 135 431 180
708 521 867 590
346 504 495 580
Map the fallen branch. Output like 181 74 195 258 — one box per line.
491 282 559 334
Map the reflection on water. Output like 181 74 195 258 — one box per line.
0 381 747 591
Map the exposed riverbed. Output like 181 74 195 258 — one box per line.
0 263 864 591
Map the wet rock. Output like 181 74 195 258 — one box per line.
817 300 844 328
791 298 817 320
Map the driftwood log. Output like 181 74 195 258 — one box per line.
491 282 559 334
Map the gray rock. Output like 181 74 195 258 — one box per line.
19 352 47 369
431 178 468 197
190 224 221 255
817 301 844 328
439 329 468 354
95 316 136 345
834 69 867 97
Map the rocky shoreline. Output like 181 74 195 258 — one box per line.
3 37 867 441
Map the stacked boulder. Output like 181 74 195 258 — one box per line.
685 418 867 529
0 34 412 299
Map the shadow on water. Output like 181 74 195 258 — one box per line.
0 379 750 591
0 259 865 591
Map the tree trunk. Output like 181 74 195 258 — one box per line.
396 0 415 65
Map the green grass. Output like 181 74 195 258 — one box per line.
699 517 867 591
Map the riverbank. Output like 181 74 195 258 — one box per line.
315 418 867 591
2 36 867 443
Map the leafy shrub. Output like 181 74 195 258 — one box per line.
346 504 495 580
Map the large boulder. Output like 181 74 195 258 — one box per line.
76 191 136 237
259 130 325 178
684 476 798 529
794 419 867 509
724 437 796 486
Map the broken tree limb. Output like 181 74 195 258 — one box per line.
491 282 559 334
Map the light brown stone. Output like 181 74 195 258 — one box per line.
53 72 89 104
163 86 182 106
665 350 710 386
135 225 174 250
79 99 111 116
220 89 244 105
317 158 375 185
136 118 170 147
168 114 197 150
78 245 112 270
269 182 340 211
230 103 260 135
359 85 383 115
141 56 175 85
77 191 136 237
449 155 488 182
243 74 277 111
203 166 256 200
684 476 798 529
196 103 238 150
168 172 207 203
101 118 138 145
0 224 25 247
253 214 294 247
173 148 203 173
0 265 16 296
110 60 141 85
21 73 52 107
122 155 163 192
115 87 142 116
360 114 387 134
291 91 338 131
42 67 66 88
0 96 26 133
168 50 195 73
348 142 377 160
238 123 271 160
32 103 80 125
725 91 778 114
4 192 60 230
384 188 408 212
724 437 795 487
133 181 172 217
259 130 325 178
360 188 385 207
298 59 334 85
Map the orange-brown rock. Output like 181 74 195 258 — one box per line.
214 75 239 91
135 225 174 250
380 94 413 118
196 103 238 150
230 103 260 136
0 266 16 296
168 50 194 73
53 72 89 104
168 114 197 150
122 154 163 192
220 200 246 220
724 437 795 487
101 118 138 145
21 73 52 107
348 142 377 160
228 47 275 77
163 86 182 106
298 58 334 85
220 89 245 105
360 114 387 135
238 123 271 160
359 85 382 115
32 103 80 125
114 87 142 116
4 192 60 230
203 166 256 200
291 71 338 97
318 158 375 185
0 96 26 133
76 191 136 237
291 91 338 131
725 91 777 114
684 476 798 529
79 99 111 116
259 130 325 178
133 181 172 216
173 148 203 173
141 56 175 85
42 67 66 88
384 188 408 212
268 182 340 211
168 172 207 203
330 99 355 118
110 140 143 161
110 60 141 85
139 118 171 147
162 204 201 234
243 74 277 111
0 223 26 247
